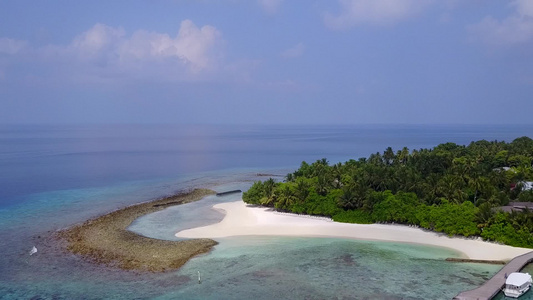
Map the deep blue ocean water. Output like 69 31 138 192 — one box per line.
1 124 533 299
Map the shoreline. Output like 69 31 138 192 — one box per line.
176 200 532 261
58 189 218 272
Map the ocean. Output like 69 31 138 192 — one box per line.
1 124 532 299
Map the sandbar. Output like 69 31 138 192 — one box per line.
176 200 532 261
59 189 218 272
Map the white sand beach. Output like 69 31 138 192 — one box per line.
176 200 532 261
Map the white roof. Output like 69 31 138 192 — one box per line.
506 272 532 286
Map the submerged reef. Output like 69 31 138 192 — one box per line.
58 189 217 272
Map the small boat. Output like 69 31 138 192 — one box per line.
504 272 532 298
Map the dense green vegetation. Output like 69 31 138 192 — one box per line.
243 137 533 248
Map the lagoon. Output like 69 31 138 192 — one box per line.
1 124 533 299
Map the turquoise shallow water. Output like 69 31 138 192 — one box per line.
130 181 502 299
0 178 507 300
0 172 283 299
0 235 503 300
2 124 533 299
166 237 502 300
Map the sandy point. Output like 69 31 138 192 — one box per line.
176 200 532 261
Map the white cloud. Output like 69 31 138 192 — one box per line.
0 38 27 54
116 20 221 72
65 23 125 67
281 43 305 58
514 0 533 17
324 0 433 29
0 20 227 85
68 20 222 73
258 0 283 14
469 0 533 46
71 23 125 56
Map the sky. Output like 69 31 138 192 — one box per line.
0 0 532 125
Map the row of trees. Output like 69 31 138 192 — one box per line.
243 137 533 248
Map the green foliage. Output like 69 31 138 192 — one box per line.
371 191 420 224
481 211 533 247
429 201 480 237
518 191 533 202
243 137 533 248
300 189 342 216
493 150 509 168
333 210 373 224
242 181 265 205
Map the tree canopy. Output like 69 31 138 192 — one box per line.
243 137 533 248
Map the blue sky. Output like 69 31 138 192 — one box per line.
0 0 532 125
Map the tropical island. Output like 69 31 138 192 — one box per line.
61 137 533 273
241 137 533 249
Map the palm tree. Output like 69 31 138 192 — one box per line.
338 183 367 210
316 174 329 196
468 175 483 205
285 173 294 182
295 178 310 203
276 184 295 210
383 147 395 165
437 174 465 204
369 152 384 166
262 178 277 206
488 169 509 190
331 162 343 189
476 202 494 228
423 173 441 204
515 165 532 181
338 186 357 210
396 147 410 165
